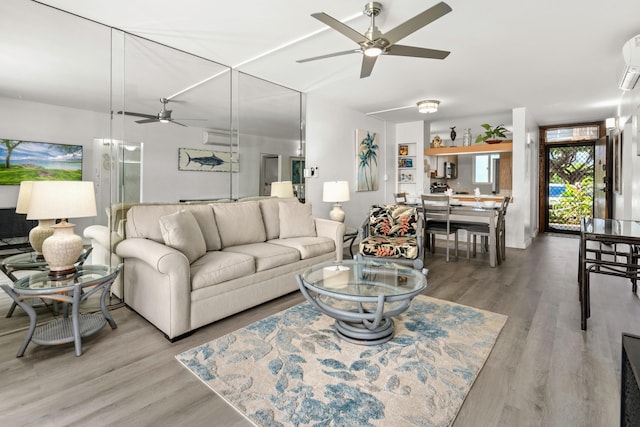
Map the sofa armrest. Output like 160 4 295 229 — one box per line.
116 237 189 275
314 218 346 261
84 225 114 250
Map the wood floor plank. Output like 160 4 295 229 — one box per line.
0 234 636 426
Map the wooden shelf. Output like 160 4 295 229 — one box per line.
425 141 512 156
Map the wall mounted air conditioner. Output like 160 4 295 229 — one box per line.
202 129 237 145
619 34 640 91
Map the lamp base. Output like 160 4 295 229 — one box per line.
42 220 83 276
329 203 345 223
29 219 56 255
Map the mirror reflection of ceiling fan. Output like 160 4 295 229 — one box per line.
117 98 205 127
297 1 452 78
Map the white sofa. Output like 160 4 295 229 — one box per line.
115 197 345 340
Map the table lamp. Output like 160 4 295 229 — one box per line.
27 181 97 276
322 181 350 222
271 181 294 198
15 180 55 256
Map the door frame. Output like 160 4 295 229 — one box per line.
538 121 606 233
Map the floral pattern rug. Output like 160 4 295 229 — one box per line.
176 295 507 427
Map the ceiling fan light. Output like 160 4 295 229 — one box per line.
364 47 382 57
417 100 439 114
159 118 170 123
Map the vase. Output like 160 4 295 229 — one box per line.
462 129 472 146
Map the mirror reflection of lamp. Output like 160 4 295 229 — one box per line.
322 181 350 223
15 180 55 257
270 181 294 198
27 181 97 276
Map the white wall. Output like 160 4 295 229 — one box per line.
614 88 640 220
305 94 394 231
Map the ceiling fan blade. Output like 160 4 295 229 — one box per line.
382 2 452 45
360 55 378 78
135 118 159 124
117 111 157 120
386 45 450 60
171 121 187 127
297 49 360 63
311 12 368 44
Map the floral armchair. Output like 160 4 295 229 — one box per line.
356 204 424 271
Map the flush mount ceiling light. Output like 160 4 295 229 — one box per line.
417 100 439 114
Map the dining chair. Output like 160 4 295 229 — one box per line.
421 194 460 262
497 196 510 261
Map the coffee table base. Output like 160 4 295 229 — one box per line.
335 318 394 345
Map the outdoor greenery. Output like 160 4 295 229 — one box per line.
549 179 593 225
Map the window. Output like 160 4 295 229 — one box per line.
545 126 599 142
473 154 500 184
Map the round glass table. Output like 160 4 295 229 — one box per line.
298 260 427 345
1 264 122 357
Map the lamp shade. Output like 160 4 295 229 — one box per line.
271 181 294 198
27 181 97 220
322 181 350 203
15 181 33 214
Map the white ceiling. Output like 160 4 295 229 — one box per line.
4 0 640 126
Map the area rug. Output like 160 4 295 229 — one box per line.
176 295 507 427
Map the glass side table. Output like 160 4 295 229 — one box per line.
1 247 92 317
1 264 122 357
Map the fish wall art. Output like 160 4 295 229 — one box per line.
178 148 238 172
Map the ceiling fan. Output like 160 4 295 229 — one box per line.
297 1 452 78
117 98 202 127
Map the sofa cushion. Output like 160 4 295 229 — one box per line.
190 251 255 290
259 197 299 240
126 203 222 251
212 201 266 248
269 236 334 260
223 242 300 272
159 210 206 264
279 202 316 238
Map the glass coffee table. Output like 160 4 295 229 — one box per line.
298 260 427 345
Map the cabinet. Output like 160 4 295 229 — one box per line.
397 142 417 194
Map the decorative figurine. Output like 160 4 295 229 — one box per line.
450 126 457 142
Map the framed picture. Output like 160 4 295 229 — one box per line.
0 139 83 185
355 129 379 192
290 156 305 185
178 148 238 172
398 144 408 156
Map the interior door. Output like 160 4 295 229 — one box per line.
260 154 280 196
593 136 609 218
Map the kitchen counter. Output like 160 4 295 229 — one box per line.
452 194 512 203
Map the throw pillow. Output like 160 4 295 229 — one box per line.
279 202 316 238
159 210 206 263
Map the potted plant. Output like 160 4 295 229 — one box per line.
475 123 508 144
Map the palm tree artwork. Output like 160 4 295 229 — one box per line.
356 129 379 192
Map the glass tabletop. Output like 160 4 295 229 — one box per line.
12 265 117 293
1 248 91 270
302 260 427 298
581 218 640 239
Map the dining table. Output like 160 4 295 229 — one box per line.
408 200 503 267
578 217 640 330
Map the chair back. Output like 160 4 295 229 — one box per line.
367 204 419 238
500 196 510 216
421 194 451 223
393 193 407 204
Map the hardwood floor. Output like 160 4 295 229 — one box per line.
0 234 637 426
